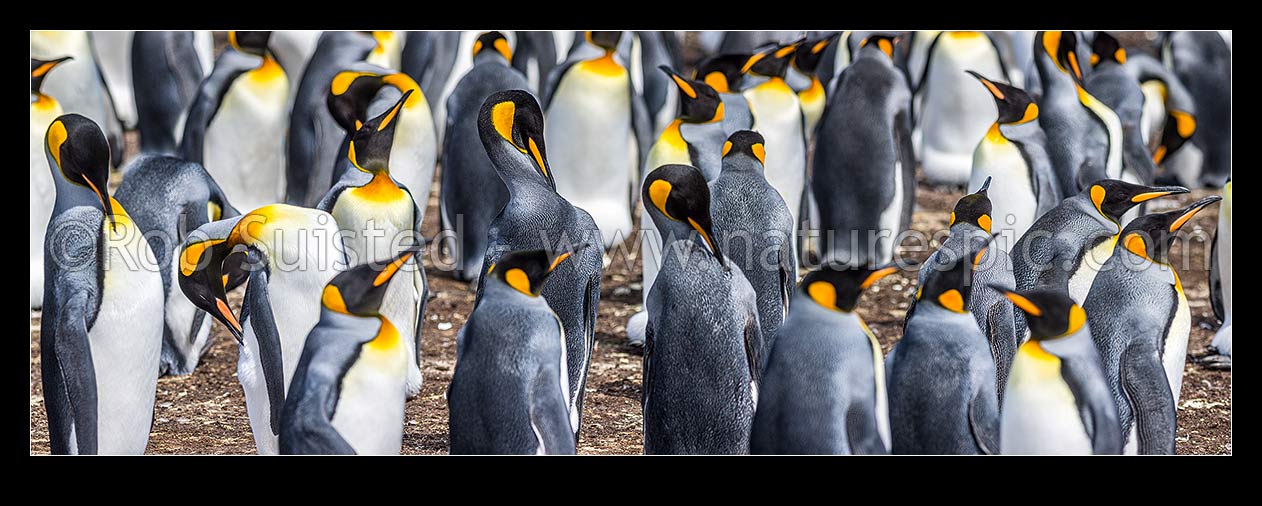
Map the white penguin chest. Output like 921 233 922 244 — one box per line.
972 133 1035 246
31 100 62 257
1001 351 1092 455
1163 284 1191 402
1069 234 1119 305
331 330 409 455
203 68 289 211
743 80 806 235
332 184 416 264
388 104 438 214
547 62 633 172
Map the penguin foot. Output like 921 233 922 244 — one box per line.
1190 347 1232 371
625 311 648 347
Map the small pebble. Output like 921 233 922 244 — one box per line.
437 322 453 331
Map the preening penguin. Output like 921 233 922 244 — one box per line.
544 31 641 247
812 35 915 267
318 91 429 399
30 31 124 169
114 155 240 376
1084 196 1221 454
179 204 348 454
449 247 588 455
1034 31 1122 196
1123 52 1198 187
967 71 1060 249
641 164 761 455
751 263 901 455
916 31 1009 186
997 288 1122 455
1166 31 1231 188
693 53 755 136
889 239 999 455
475 90 603 438
181 31 289 213
1084 32 1159 193
30 57 72 308
280 247 421 455
40 114 164 454
439 31 530 281
131 31 205 156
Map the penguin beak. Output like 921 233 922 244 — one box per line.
32 56 73 78
1129 185 1190 204
548 243 591 272
690 217 724 266
80 173 117 232
1168 196 1223 233
976 176 992 195
992 285 1043 317
966 70 1006 101
215 297 245 341
372 245 422 288
660 65 697 98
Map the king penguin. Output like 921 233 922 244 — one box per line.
439 31 530 281
812 35 915 267
286 31 377 206
449 247 587 455
115 155 240 376
279 247 421 455
996 288 1122 454
740 39 809 258
181 31 290 213
888 239 999 454
1166 31 1231 188
475 90 604 438
791 33 841 141
693 53 755 136
710 131 797 356
544 31 643 247
751 263 900 455
179 204 348 454
30 57 72 308
967 70 1060 249
626 66 728 345
1207 181 1231 366
131 31 205 156
40 114 164 454
916 31 1009 186
30 31 124 169
317 91 429 399
1084 196 1221 454
1035 31 1123 197
1084 32 1159 194
641 164 762 455
1122 52 1198 187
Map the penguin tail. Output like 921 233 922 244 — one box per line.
625 311 649 347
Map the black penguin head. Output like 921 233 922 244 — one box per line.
792 33 841 76
1153 110 1197 165
642 164 723 264
1090 31 1126 67
586 31 622 52
721 130 766 167
694 54 748 93
1045 31 1086 81
660 66 722 123
328 71 386 133
31 56 71 96
802 263 902 313
916 235 993 314
45 113 115 229
348 89 411 173
1083 179 1189 222
967 71 1038 126
859 34 899 60
178 218 251 342
949 177 993 233
473 31 512 61
486 244 589 297
742 38 805 78
478 89 554 188
994 287 1086 340
229 31 271 57
321 246 422 316
1119 196 1221 264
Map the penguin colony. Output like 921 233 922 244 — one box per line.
30 30 1230 455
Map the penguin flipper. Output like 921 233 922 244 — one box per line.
53 292 99 455
279 321 365 455
179 51 254 163
640 322 655 410
629 78 653 171
1209 231 1223 322
985 301 1015 402
245 266 287 437
1060 357 1124 454
968 387 1000 455
540 59 577 109
1120 343 1177 454
894 108 917 234
528 366 578 455
846 405 889 455
743 316 764 386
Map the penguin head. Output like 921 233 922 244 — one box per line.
694 53 748 93
742 38 806 78
948 177 993 233
1090 31 1126 67
1119 196 1221 264
1153 110 1197 165
229 31 272 57
967 71 1038 126
642 164 724 264
473 31 512 61
801 263 902 313
178 216 252 342
486 244 590 297
792 33 841 76
661 66 722 123
321 246 422 317
478 89 554 189
1043 31 1086 81
586 31 622 52
721 130 766 168
916 235 993 314
45 113 116 229
1083 179 1189 222
348 89 411 174
859 34 899 60
31 56 71 96
994 288 1086 340
328 71 386 133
